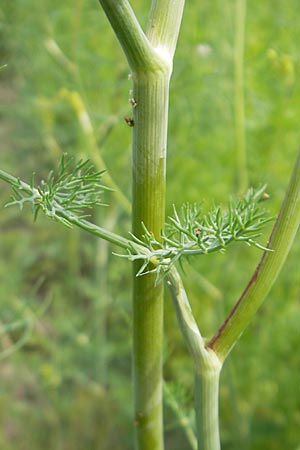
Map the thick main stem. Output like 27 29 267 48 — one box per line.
132 69 170 450
96 2 185 448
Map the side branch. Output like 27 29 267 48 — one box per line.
166 267 221 371
147 0 186 59
98 0 167 72
0 168 134 251
166 266 205 365
208 150 300 362
166 267 222 450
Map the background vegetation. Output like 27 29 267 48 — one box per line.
0 1 300 449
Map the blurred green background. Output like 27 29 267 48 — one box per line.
0 1 300 449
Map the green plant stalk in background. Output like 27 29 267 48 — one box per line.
97 1 184 448
234 0 247 193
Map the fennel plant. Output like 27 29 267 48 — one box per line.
1 1 300 450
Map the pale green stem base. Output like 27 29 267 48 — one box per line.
167 268 222 450
195 365 221 450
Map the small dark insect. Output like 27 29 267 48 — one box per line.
194 227 201 237
124 115 135 127
130 97 138 108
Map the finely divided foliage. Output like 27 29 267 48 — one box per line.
0 157 271 283
125 186 272 282
3 155 110 227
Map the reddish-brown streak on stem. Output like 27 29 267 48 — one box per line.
207 255 264 350
207 212 280 351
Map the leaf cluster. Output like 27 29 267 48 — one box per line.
5 155 110 227
125 186 273 282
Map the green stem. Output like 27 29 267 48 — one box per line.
195 367 221 450
166 267 206 362
0 166 131 250
131 64 171 450
146 0 185 59
98 0 165 72
97 2 185 448
209 150 300 361
234 0 247 193
167 267 222 450
94 207 117 384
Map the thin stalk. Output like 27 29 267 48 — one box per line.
167 267 222 450
195 367 221 450
65 89 132 211
209 150 300 361
51 210 132 249
146 0 185 59
0 166 131 249
98 0 164 72
43 42 131 210
234 0 247 193
164 382 197 450
166 267 206 362
94 207 118 384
